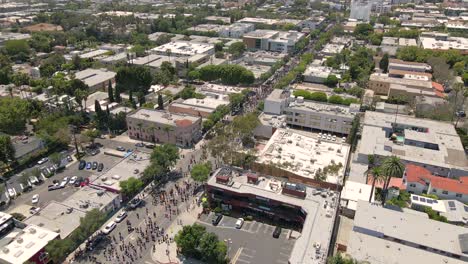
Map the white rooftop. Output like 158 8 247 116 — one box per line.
358 111 468 169
74 68 116 88
127 109 201 127
151 41 214 56
257 129 350 184
78 49 108 59
0 225 59 264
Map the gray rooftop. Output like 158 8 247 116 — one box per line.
127 109 200 126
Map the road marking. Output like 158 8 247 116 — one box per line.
231 247 243 264
236 259 251 264
240 253 254 258
279 252 290 257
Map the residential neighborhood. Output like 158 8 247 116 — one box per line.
0 0 467 264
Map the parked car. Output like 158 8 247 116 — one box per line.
115 211 127 223
29 176 40 185
86 162 92 170
66 155 73 162
29 206 40 214
212 213 223 226
102 221 117 235
37 157 48 165
32 194 39 204
90 149 100 156
116 146 125 151
69 176 78 185
135 142 144 147
79 160 86 170
235 218 244 229
272 226 282 238
60 177 69 188
97 163 104 172
48 184 61 191
80 177 90 187
74 177 84 187
92 162 98 170
145 144 155 149
7 188 16 198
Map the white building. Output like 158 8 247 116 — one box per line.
418 32 468 53
303 65 335 83
350 0 371 21
74 68 116 92
151 41 215 57
346 201 468 264
219 23 255 38
409 194 468 225
357 111 468 177
243 30 306 53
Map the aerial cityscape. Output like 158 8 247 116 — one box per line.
0 0 467 263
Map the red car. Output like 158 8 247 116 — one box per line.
80 178 90 187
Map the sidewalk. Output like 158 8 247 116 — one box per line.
152 202 203 264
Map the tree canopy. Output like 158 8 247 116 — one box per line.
191 162 212 182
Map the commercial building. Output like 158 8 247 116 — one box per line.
126 109 202 147
368 73 443 100
219 23 255 38
187 24 224 34
243 30 305 53
74 68 116 92
409 194 468 225
206 167 339 264
350 0 371 21
78 49 109 59
100 52 128 65
0 222 59 264
403 164 468 203
168 97 228 118
303 65 337 83
340 180 373 217
264 90 359 135
254 129 350 188
346 201 468 264
320 43 345 57
151 41 215 57
199 83 246 99
356 111 468 178
388 59 431 73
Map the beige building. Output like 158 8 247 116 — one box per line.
126 109 202 147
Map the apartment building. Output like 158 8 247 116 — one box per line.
74 68 116 92
126 109 202 147
388 59 431 73
151 41 215 57
418 32 468 54
368 73 443 100
403 164 468 203
409 194 468 225
219 23 255 38
264 90 359 135
243 30 306 53
357 111 468 178
346 201 468 264
206 167 339 264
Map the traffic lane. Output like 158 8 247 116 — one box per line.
198 214 294 264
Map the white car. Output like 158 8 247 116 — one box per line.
102 221 117 234
235 218 244 229
115 211 127 223
69 176 78 185
32 194 39 204
60 177 69 188
7 188 16 198
37 157 48 165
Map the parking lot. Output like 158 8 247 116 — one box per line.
199 213 295 264
6 148 123 214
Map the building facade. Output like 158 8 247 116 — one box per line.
126 109 202 147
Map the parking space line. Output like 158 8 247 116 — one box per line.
236 258 251 264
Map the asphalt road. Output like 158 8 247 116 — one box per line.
198 213 295 264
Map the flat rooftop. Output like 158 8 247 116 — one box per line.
173 97 227 111
287 98 358 119
370 73 433 89
257 129 350 185
243 29 278 39
74 68 116 88
419 36 468 51
60 186 119 212
79 49 109 59
127 109 200 126
207 167 338 264
89 150 151 192
359 111 468 169
24 201 87 239
0 225 58 264
321 43 344 55
151 41 214 56
199 83 246 95
347 201 468 264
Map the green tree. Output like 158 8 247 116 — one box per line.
354 23 373 39
175 224 207 259
327 253 359 264
119 177 144 197
214 42 224 52
368 167 385 202
228 42 246 58
324 75 339 88
380 156 405 205
3 39 30 58
108 80 114 102
150 144 179 173
380 53 389 73
328 95 344 104
131 44 146 57
157 93 164 110
199 232 228 264
0 97 32 134
0 135 15 165
191 162 212 182
49 152 61 166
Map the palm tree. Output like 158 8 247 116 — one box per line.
451 82 464 122
363 154 376 183
368 167 384 203
380 156 405 205
163 125 173 143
